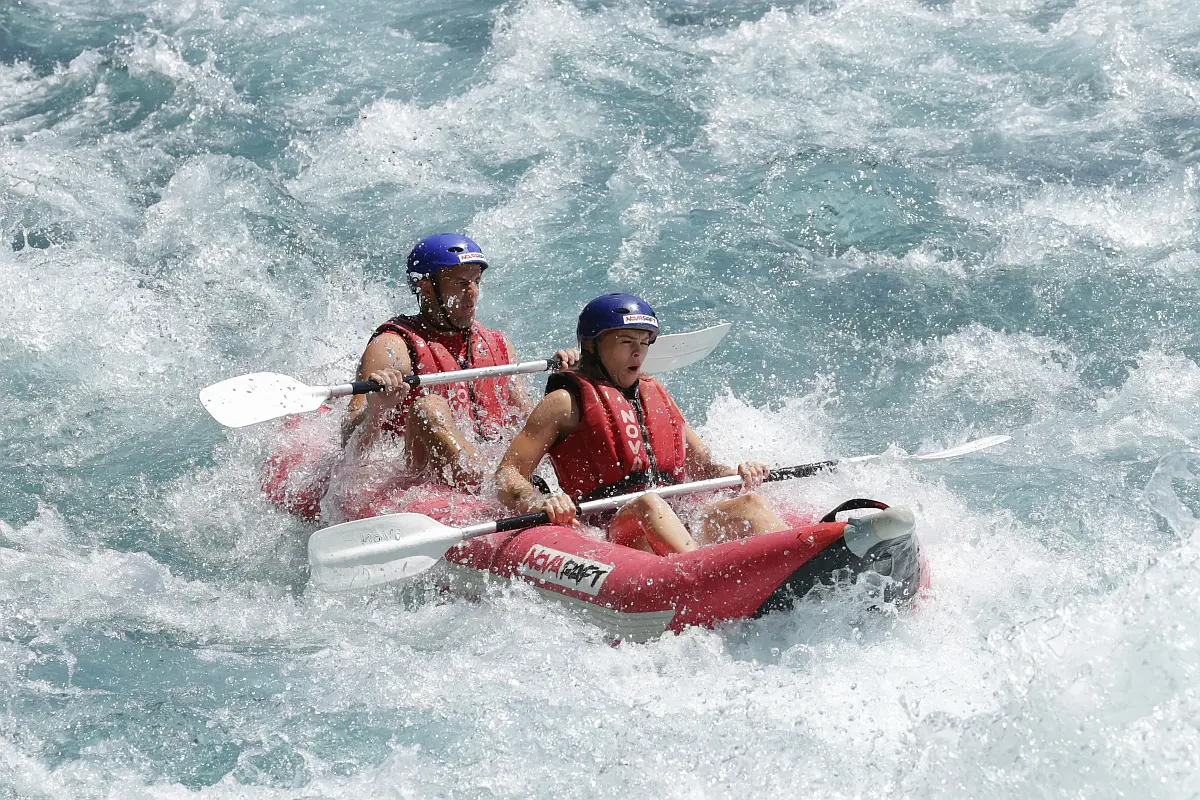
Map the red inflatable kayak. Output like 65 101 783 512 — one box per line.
308 497 928 642
261 411 502 524
261 411 335 521
275 417 929 640
434 503 925 641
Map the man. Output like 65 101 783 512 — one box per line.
495 293 785 555
341 233 577 489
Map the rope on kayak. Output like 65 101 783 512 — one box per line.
820 498 890 523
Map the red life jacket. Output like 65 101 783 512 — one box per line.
547 372 688 502
370 315 516 439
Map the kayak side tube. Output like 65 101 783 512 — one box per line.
445 507 922 641
754 506 921 617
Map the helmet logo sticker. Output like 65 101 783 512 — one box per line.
622 314 658 327
457 251 485 262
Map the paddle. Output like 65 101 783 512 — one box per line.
200 323 732 428
308 434 1011 592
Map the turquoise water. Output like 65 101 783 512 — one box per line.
3 0 1200 795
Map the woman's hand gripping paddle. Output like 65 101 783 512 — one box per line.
307 434 1011 592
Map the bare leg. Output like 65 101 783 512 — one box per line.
404 395 485 489
694 492 787 546
608 493 699 556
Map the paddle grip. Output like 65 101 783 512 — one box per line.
768 460 838 482
494 511 552 533
349 380 385 395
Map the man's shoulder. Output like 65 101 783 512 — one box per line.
362 328 414 366
539 387 581 426
376 314 417 333
367 328 409 347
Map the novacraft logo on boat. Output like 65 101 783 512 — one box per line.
518 545 614 596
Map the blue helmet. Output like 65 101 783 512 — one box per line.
576 293 659 345
406 233 488 293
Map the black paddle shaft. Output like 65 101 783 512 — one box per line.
767 460 839 481
494 511 554 534
345 375 437 394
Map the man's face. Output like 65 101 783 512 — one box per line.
596 328 652 388
422 263 483 327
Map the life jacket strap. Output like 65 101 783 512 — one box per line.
578 470 679 503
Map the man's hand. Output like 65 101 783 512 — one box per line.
554 348 581 368
367 368 413 396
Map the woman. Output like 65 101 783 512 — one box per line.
495 294 786 554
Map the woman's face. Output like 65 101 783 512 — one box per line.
596 328 653 388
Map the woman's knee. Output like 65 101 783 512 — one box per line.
743 492 775 512
713 493 759 515
623 492 671 520
703 492 785 540
611 494 690 555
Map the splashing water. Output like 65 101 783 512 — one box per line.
1145 450 1200 541
3 0 1200 795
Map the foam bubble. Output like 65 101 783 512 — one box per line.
1088 351 1200 457
4 0 1200 795
1145 450 1200 540
916 323 1081 405
1021 169 1197 251
122 33 246 114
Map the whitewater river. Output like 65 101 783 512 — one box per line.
3 0 1199 796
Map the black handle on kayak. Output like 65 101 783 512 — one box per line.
767 460 839 481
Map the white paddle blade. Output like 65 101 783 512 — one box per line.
307 513 463 592
914 435 1012 461
199 372 331 428
839 434 1011 467
642 323 731 374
